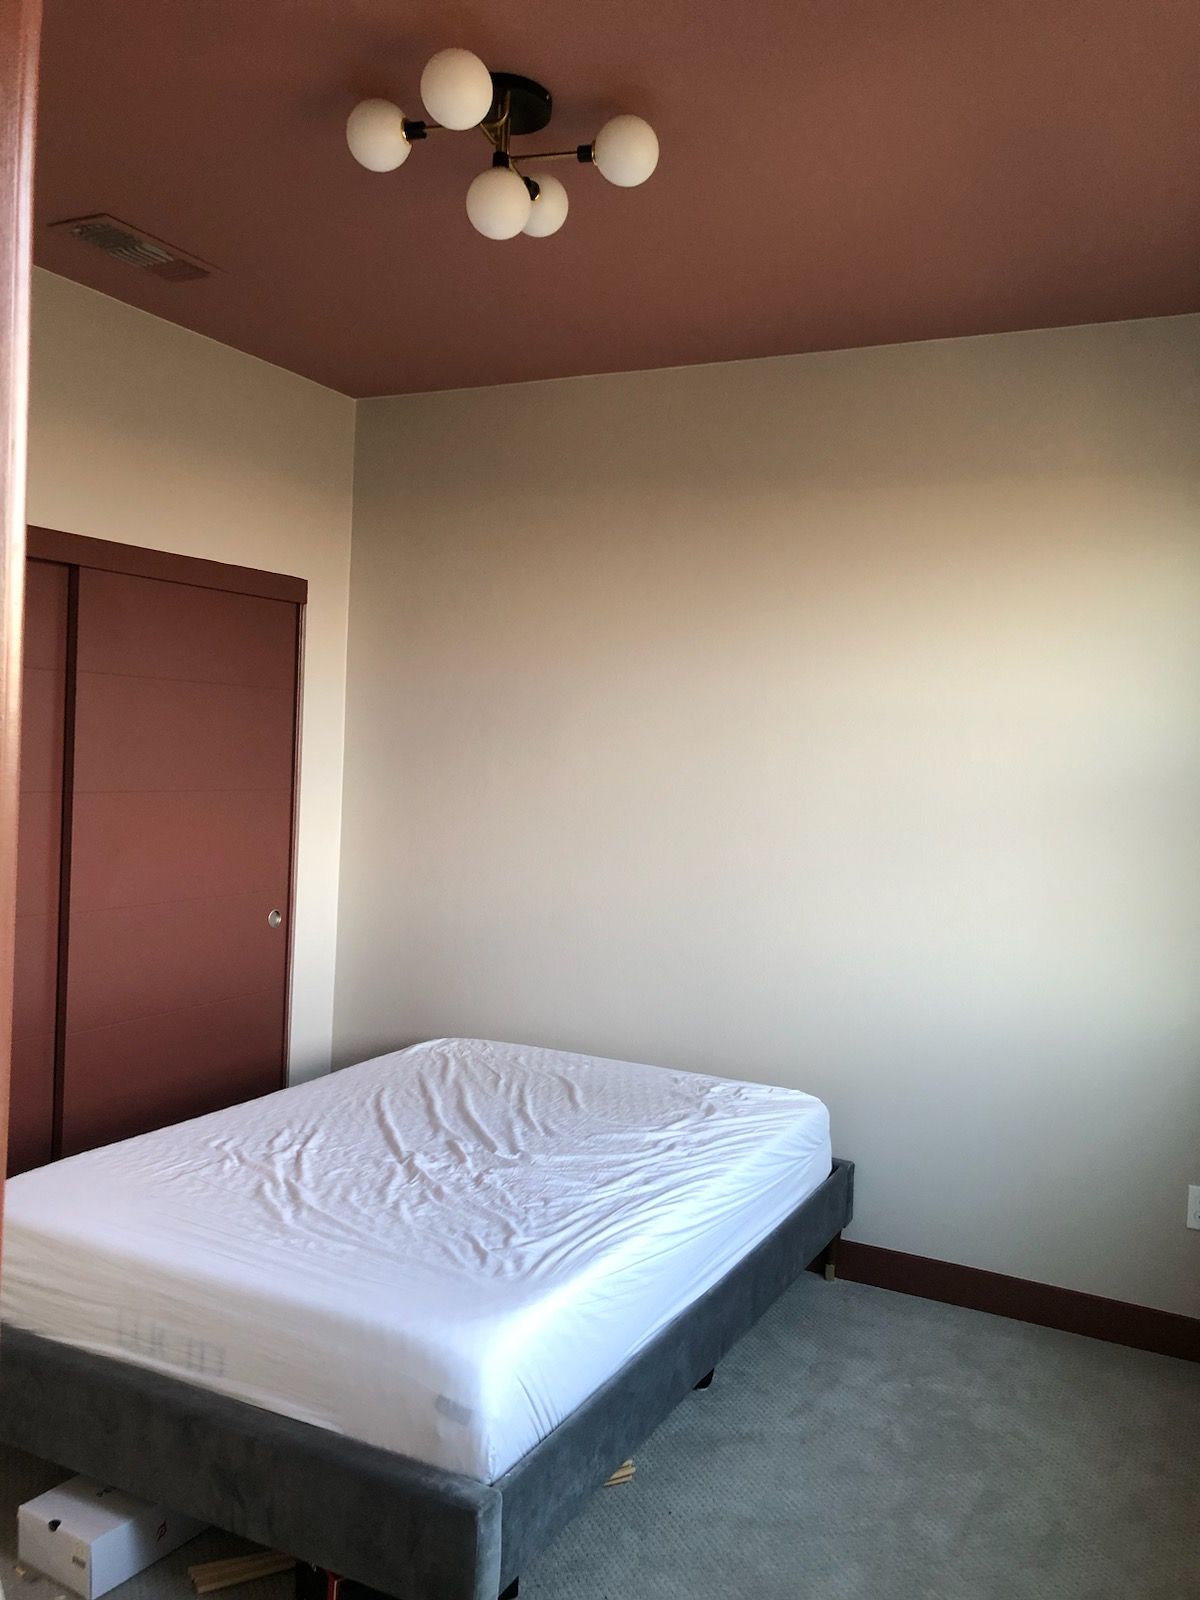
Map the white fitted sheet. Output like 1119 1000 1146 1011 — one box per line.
1 1038 831 1482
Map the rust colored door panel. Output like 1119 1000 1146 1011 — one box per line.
8 1034 54 1172
14 788 62 918
9 560 69 1174
68 790 293 911
60 989 289 1155
65 894 287 1036
73 676 295 794
60 569 298 1158
10 908 58 1166
11 910 57 1039
18 651 68 788
20 561 68 667
75 568 299 686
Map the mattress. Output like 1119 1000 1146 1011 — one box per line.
1 1038 831 1482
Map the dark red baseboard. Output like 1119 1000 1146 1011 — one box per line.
834 1241 1199 1364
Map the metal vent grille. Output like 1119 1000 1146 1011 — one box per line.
49 214 213 281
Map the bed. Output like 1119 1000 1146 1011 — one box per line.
0 1038 853 1600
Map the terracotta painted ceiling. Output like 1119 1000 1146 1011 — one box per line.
35 0 1200 397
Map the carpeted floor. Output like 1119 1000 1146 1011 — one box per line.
2 1277 1197 1600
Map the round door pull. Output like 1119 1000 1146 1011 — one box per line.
267 909 283 929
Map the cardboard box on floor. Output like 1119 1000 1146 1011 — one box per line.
18 1476 206 1599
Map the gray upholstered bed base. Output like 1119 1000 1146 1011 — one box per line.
0 1157 853 1600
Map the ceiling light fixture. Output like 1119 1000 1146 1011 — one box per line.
346 48 659 240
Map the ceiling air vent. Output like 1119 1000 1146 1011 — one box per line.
49 214 214 282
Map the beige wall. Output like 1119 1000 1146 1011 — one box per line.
338 314 1200 1317
27 270 354 1081
27 270 1198 1315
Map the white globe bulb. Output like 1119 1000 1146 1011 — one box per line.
421 48 493 130
593 114 659 187
466 165 532 240
521 172 569 237
346 98 411 171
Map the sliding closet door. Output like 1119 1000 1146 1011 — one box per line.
59 569 299 1156
9 561 68 1173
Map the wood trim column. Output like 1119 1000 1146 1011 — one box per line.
0 0 43 1238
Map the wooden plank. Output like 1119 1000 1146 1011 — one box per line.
189 1553 296 1592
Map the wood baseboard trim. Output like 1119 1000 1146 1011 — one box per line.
835 1241 1199 1363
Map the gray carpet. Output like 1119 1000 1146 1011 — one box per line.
3 1278 1197 1600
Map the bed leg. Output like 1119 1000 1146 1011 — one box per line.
822 1232 841 1282
693 1368 715 1390
500 1580 519 1599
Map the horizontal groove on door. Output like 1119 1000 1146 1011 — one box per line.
71 788 295 797
66 982 283 1041
67 668 300 692
57 886 289 917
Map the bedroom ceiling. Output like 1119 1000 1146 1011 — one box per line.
34 0 1200 398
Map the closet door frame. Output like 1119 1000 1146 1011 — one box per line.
27 525 307 1152
29 527 307 606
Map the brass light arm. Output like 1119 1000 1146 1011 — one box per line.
401 118 446 141
508 145 596 169
479 89 513 154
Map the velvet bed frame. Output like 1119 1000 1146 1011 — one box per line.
0 1157 853 1600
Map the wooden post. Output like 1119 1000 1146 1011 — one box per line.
0 0 43 1249
823 1231 842 1282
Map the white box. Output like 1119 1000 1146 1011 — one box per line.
18 1476 206 1599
